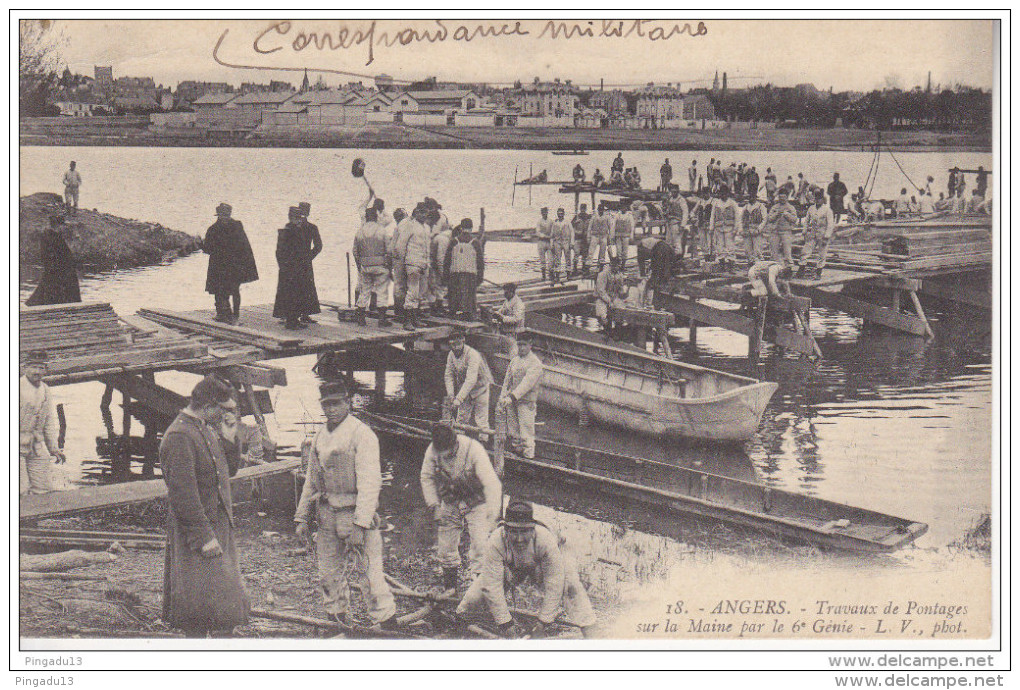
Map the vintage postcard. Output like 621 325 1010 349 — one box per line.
13 12 1005 679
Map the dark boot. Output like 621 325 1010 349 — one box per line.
369 293 378 315
378 311 391 328
403 308 417 331
442 567 459 593
354 308 367 326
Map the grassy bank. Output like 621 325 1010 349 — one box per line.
19 192 202 273
19 119 991 152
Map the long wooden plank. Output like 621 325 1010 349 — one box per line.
655 293 817 356
609 305 675 329
41 342 210 375
522 291 594 313
19 459 302 521
19 302 112 316
803 287 928 336
138 308 302 350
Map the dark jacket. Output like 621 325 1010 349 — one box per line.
272 220 322 318
203 217 259 294
26 230 81 306
160 411 248 632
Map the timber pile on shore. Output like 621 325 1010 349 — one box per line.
19 192 202 272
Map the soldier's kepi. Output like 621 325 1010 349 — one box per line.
294 381 398 630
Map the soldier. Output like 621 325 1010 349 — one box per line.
710 186 742 270
456 500 597 638
400 204 432 330
801 189 836 279
549 208 573 284
62 161 81 215
203 203 258 324
420 424 501 591
570 203 592 276
611 203 635 270
587 204 612 271
294 381 398 630
766 188 799 268
273 206 321 330
535 207 553 282
19 351 66 495
351 207 391 327
742 193 769 265
663 186 690 256
444 329 494 432
161 376 249 637
495 331 544 459
444 220 484 320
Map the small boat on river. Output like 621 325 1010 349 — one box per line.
469 313 778 442
551 149 589 155
363 411 929 553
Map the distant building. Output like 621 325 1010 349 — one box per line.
682 94 715 120
230 90 294 126
94 66 113 87
519 86 579 118
175 81 233 108
588 90 629 117
191 92 243 130
635 85 686 120
405 89 478 115
374 74 396 93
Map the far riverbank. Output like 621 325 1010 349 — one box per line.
19 119 991 153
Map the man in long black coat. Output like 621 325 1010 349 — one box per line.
161 376 249 637
273 206 322 330
26 214 81 306
204 203 258 324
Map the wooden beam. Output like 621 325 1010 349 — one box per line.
137 308 302 350
654 293 817 357
522 291 594 313
608 305 675 329
19 459 303 521
803 287 929 336
226 363 288 388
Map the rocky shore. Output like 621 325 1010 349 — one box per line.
19 192 202 272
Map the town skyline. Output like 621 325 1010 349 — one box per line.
41 18 995 94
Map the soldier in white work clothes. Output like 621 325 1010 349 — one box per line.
294 381 398 630
420 424 501 592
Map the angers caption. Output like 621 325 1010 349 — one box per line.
636 599 971 637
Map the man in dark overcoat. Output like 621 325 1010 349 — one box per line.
273 206 322 330
296 201 323 323
204 203 258 324
26 214 81 306
160 376 249 637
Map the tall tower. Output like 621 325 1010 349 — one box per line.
712 70 719 92
300 69 310 93
926 71 932 93
722 72 728 93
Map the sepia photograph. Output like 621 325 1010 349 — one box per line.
13 12 1005 679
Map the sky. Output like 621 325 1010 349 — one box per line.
36 16 997 92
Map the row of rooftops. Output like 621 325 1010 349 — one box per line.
193 88 477 108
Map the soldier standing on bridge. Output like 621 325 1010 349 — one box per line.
203 203 258 325
19 351 66 495
273 207 322 330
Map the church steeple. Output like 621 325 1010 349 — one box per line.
301 69 310 93
712 70 719 92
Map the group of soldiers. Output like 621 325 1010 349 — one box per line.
158 318 592 639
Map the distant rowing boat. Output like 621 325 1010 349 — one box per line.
470 313 778 442
551 150 589 155
364 411 929 553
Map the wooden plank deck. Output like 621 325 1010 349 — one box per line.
139 304 464 358
19 459 302 521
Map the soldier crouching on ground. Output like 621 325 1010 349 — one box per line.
456 500 597 638
294 381 398 630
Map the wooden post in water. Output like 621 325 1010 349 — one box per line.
689 320 698 351
749 296 767 371
891 288 901 313
479 207 485 233
115 390 133 479
374 370 387 405
529 163 533 205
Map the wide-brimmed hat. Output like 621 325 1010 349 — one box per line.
297 202 311 216
216 202 232 216
319 381 349 403
503 500 536 528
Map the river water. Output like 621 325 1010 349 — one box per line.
19 146 992 550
